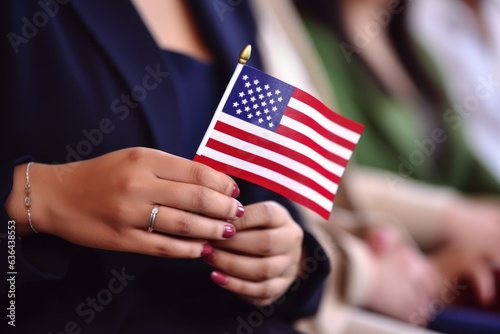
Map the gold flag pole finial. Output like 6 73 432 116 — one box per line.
238 45 252 64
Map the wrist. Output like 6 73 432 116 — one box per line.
5 162 54 236
5 163 33 236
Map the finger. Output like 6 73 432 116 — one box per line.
209 270 289 302
151 205 237 240
148 179 244 219
232 201 291 231
123 229 211 258
150 150 239 197
210 228 293 256
468 262 496 305
203 249 292 281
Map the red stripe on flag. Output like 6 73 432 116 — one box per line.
292 89 365 134
194 154 332 219
275 124 349 168
205 138 335 201
284 107 356 150
214 121 342 182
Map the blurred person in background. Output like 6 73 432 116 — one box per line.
294 0 500 332
251 2 452 333
407 0 500 331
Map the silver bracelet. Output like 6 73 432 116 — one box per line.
25 162 38 234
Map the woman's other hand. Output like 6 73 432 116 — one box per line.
204 201 304 306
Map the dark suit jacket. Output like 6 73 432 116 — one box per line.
0 1 329 333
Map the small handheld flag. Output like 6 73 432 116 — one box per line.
194 45 364 219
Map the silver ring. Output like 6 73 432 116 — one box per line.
148 205 159 232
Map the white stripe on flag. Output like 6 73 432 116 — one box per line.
219 113 346 176
280 115 353 160
201 146 333 212
288 97 362 143
210 129 340 192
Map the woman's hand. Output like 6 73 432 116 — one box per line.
6 147 244 258
204 201 304 306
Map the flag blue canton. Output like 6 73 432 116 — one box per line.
222 66 294 132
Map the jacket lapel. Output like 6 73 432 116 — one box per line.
187 0 262 77
70 0 182 154
71 0 262 155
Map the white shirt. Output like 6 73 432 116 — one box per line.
408 0 500 183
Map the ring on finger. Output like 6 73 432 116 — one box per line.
148 204 160 233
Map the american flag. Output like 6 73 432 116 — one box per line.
195 65 364 219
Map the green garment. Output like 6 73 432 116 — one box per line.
306 20 500 194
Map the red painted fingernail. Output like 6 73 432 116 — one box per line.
231 184 240 198
236 203 244 218
222 224 236 238
201 243 213 256
203 252 215 264
211 271 228 285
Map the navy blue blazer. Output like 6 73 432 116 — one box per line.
1 1 329 333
